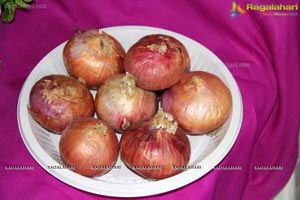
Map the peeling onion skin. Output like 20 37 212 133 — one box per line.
59 117 118 177
120 110 191 180
124 34 188 91
63 29 126 89
95 73 158 132
28 75 95 134
148 34 191 73
161 71 232 134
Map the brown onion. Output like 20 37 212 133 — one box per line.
28 74 95 134
161 71 232 134
63 29 126 89
120 109 191 180
95 73 158 132
124 34 188 91
59 117 118 177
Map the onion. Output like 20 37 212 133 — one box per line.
120 109 191 180
59 117 118 177
63 29 126 89
161 71 232 134
95 73 158 132
124 34 189 91
28 74 95 134
149 34 190 73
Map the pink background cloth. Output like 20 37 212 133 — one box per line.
0 0 299 199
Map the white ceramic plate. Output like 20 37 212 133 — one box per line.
17 26 243 197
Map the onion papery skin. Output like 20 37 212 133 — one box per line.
28 74 95 134
95 73 158 132
59 117 118 177
145 34 190 73
63 29 126 89
124 34 188 91
120 110 191 180
161 71 232 134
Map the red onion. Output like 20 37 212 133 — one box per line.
161 71 232 134
149 34 190 73
59 117 118 177
95 73 158 132
28 75 95 134
120 109 191 180
124 34 189 91
63 29 126 89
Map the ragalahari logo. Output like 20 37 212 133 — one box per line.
230 2 246 17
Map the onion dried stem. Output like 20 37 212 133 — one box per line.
152 109 178 134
